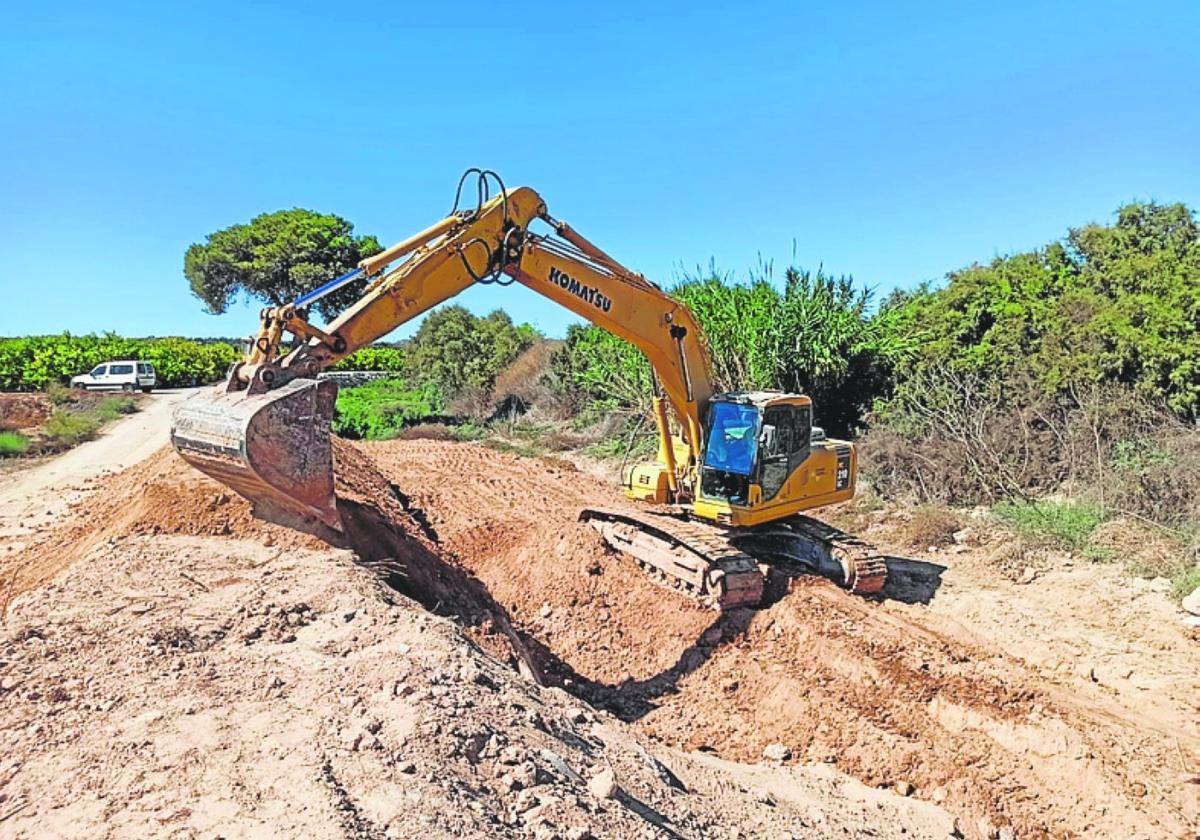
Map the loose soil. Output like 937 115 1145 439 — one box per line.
2 435 1197 839
0 394 52 431
366 440 1200 840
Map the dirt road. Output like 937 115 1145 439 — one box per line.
0 389 196 527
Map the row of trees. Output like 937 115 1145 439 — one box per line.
880 201 1200 422
0 335 240 389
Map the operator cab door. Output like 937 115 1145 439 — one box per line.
758 404 813 501
90 365 108 387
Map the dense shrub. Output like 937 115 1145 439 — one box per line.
0 431 29 456
553 267 910 436
404 306 538 400
0 334 238 390
881 201 1200 421
331 379 443 439
861 372 1200 539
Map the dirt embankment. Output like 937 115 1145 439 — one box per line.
0 394 52 431
364 440 1200 840
3 438 1197 839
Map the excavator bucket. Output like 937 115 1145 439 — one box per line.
169 377 343 536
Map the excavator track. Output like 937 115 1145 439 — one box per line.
581 509 764 609
730 514 888 596
582 508 888 609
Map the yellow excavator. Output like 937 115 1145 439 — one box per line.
170 170 886 609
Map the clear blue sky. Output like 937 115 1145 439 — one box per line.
2 1 1197 340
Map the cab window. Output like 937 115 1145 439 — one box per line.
91 365 107 377
791 406 812 471
759 405 813 500
703 402 759 476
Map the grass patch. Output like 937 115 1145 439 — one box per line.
1083 544 1118 563
332 379 442 440
43 410 101 446
1172 564 1200 602
993 499 1106 551
94 395 139 422
0 431 30 456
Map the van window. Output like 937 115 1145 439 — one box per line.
138 363 153 374
91 365 107 376
110 364 134 375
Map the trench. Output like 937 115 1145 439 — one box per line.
323 486 758 720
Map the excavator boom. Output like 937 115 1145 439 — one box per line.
172 173 712 535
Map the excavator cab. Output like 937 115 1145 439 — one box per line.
691 393 853 527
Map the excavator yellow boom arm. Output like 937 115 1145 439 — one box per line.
249 185 714 465
173 176 720 531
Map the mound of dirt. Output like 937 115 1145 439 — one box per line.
0 393 52 431
3 533 961 839
0 447 318 612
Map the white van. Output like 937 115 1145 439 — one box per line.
71 361 157 393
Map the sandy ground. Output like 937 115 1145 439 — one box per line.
0 421 953 839
0 389 196 546
1 422 1197 838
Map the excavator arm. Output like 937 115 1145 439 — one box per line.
171 178 716 533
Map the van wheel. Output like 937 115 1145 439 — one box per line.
141 387 153 394
122 383 135 392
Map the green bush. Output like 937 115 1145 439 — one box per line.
404 306 538 400
94 396 140 422
332 378 443 440
332 345 406 372
993 499 1107 551
0 432 29 456
43 410 101 446
880 201 1200 422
